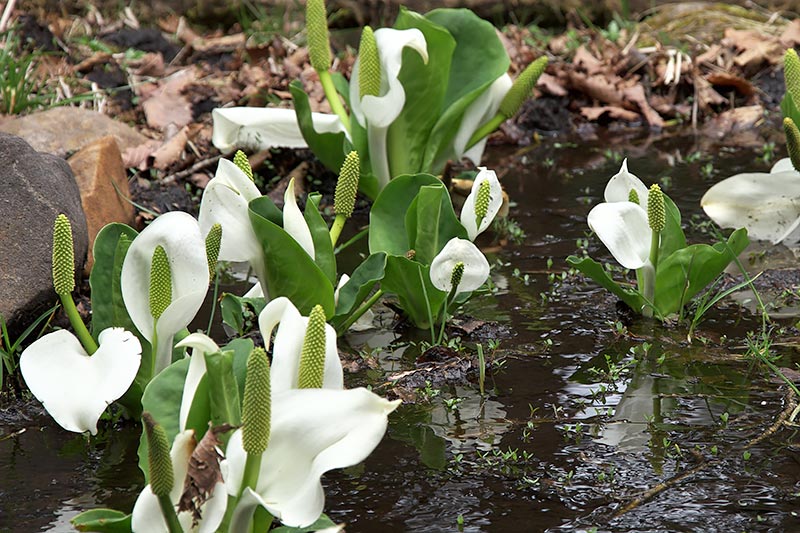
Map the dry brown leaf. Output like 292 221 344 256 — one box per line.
191 33 246 54
573 45 605 76
622 84 664 128
122 139 161 169
781 19 800 48
152 126 189 170
702 105 764 139
695 44 723 66
128 53 165 77
72 52 113 74
142 68 196 131
706 72 756 98
537 72 567 96
177 425 233 526
581 106 640 121
724 28 782 70
694 75 727 110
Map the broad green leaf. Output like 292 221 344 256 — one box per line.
249 197 335 317
422 8 511 172
89 224 151 419
405 183 468 265
226 337 255 401
331 72 350 108
331 252 387 332
654 228 749 316
382 255 446 329
388 9 455 176
204 350 241 433
71 509 131 532
272 515 337 533
658 195 687 262
566 255 646 313
137 357 191 480
369 173 441 255
290 80 347 174
304 192 336 284
220 293 266 336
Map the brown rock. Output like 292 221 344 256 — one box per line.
68 136 136 272
0 107 148 158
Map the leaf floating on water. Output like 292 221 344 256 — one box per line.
177 424 234 525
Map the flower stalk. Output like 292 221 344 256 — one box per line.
52 215 97 354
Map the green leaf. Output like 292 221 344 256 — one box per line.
204 350 242 435
658 195 687 262
331 72 351 108
382 255 446 329
71 509 131 532
304 192 336 284
654 228 749 316
89 224 150 419
249 197 335 317
137 357 191 480
566 255 646 313
290 80 347 174
388 8 455 176
220 293 266 336
226 337 255 401
782 92 800 126
405 183 468 264
422 8 511 172
272 514 337 533
331 252 387 330
369 173 441 255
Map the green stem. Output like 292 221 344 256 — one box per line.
60 294 97 354
329 214 347 248
334 226 368 255
417 266 436 345
337 289 383 335
318 70 351 134
207 271 220 335
465 113 505 152
639 263 655 318
649 230 660 274
251 507 274 533
239 452 262 500
436 288 459 345
156 494 183 533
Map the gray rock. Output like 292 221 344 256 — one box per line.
0 133 88 336
0 107 147 158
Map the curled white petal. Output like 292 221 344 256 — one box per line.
224 388 401 528
454 74 513 165
283 178 315 260
211 108 346 154
121 211 208 374
258 297 343 393
350 28 428 128
429 238 491 293
771 157 795 174
198 159 262 264
20 328 141 435
587 202 652 270
604 159 650 215
175 333 220 432
701 170 800 244
460 167 503 240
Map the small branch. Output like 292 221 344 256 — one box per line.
161 155 222 185
0 0 17 33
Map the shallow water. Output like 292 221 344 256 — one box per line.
3 129 800 532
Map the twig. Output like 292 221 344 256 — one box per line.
161 155 222 185
612 389 797 519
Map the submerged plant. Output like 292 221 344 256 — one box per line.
211 5 547 197
568 160 748 319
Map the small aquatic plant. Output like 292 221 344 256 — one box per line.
568 160 748 319
211 3 547 197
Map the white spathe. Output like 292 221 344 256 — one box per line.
121 211 208 374
20 328 141 435
211 107 347 155
258 297 343 393
604 158 650 212
175 333 220 432
198 158 262 265
349 28 428 188
131 429 228 533
451 74 513 166
224 387 401 528
701 157 800 245
429 238 490 293
460 167 503 241
587 201 652 270
283 178 315 260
